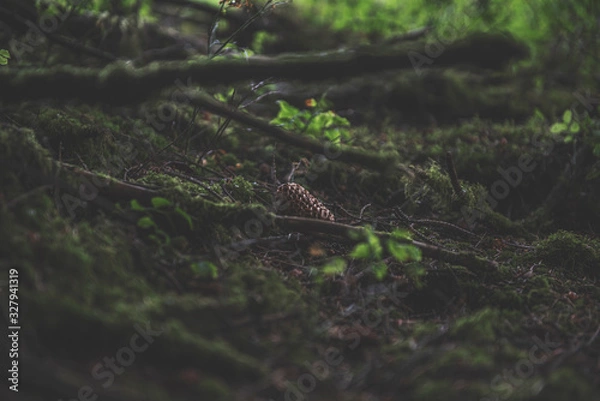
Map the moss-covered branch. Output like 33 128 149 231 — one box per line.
0 33 528 104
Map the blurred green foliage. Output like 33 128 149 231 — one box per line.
296 0 599 75
36 0 153 19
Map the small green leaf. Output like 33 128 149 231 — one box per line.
137 216 156 229
563 109 572 124
564 135 574 143
175 206 193 229
190 261 218 279
130 199 145 211
390 229 412 241
569 122 580 133
550 122 567 134
275 100 300 120
367 231 382 259
350 243 371 259
387 241 422 262
321 258 347 276
372 262 388 280
324 129 341 144
533 108 546 122
151 197 171 208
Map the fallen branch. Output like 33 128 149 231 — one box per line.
274 215 498 273
0 33 528 104
185 90 399 172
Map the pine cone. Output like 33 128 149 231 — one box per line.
275 183 335 221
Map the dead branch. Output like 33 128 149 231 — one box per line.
274 215 498 273
0 33 528 104
184 90 399 172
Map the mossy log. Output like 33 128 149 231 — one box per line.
0 33 528 104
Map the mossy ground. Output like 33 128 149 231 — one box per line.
2 88 599 400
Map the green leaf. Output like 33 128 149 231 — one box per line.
130 199 145 211
137 216 156 229
550 122 567 134
563 109 572 124
321 258 347 276
175 206 193 229
190 261 218 279
275 100 300 120
569 122 580 133
329 113 351 127
532 108 546 122
390 229 412 241
387 241 422 262
151 197 171 208
564 135 574 143
350 243 371 259
367 231 382 259
372 262 388 280
324 129 342 144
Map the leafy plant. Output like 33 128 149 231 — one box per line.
36 0 154 20
130 197 193 250
550 107 600 160
270 98 351 144
320 257 347 276
550 109 581 143
350 226 422 280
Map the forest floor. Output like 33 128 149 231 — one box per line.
1 1 599 401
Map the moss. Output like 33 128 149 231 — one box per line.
437 346 495 370
0 125 54 197
413 379 458 401
450 308 512 344
195 378 231 401
534 230 600 278
532 368 596 401
152 320 266 381
223 175 255 203
488 288 525 310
